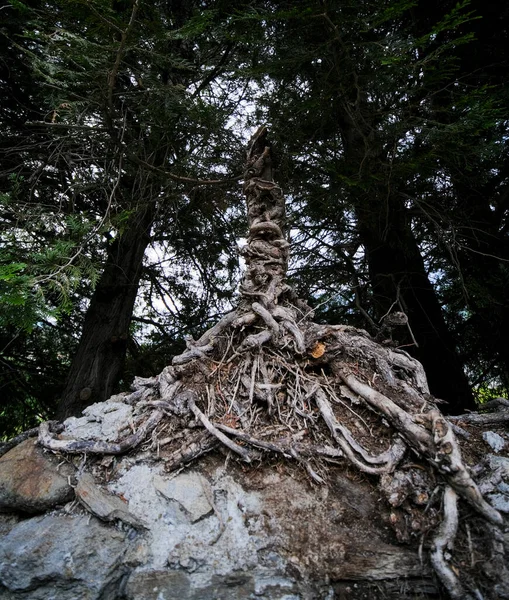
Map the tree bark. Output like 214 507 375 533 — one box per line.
335 97 474 413
356 193 475 413
58 203 155 418
449 179 509 388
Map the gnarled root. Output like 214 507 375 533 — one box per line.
28 128 508 599
0 426 45 458
337 369 504 527
430 487 469 600
38 410 164 455
314 387 406 475
187 391 255 462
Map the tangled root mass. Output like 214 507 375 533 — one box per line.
36 127 508 600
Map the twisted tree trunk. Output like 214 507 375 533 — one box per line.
58 203 155 419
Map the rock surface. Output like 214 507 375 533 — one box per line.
63 398 133 442
483 431 507 453
1 397 509 599
0 514 130 599
0 439 74 514
0 447 435 600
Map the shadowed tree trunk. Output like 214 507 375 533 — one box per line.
448 176 509 389
335 88 475 413
357 193 475 413
58 203 155 418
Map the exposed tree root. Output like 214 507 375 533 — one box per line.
430 487 468 600
0 426 43 458
449 409 509 426
186 390 255 462
33 126 507 599
38 410 164 455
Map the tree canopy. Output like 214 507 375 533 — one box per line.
1 0 508 436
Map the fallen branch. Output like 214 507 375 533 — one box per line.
449 411 509 425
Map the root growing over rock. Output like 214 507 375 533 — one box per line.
34 127 508 599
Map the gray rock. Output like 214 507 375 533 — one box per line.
483 431 506 453
153 472 213 523
487 454 509 475
488 493 509 513
498 482 509 494
0 514 133 599
110 463 262 574
63 400 133 442
75 472 147 529
0 439 74 514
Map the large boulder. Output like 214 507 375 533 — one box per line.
2 389 508 599
0 514 130 600
0 449 435 600
0 439 74 514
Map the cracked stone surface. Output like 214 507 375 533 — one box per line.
0 449 431 600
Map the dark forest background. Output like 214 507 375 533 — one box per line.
1 0 508 436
